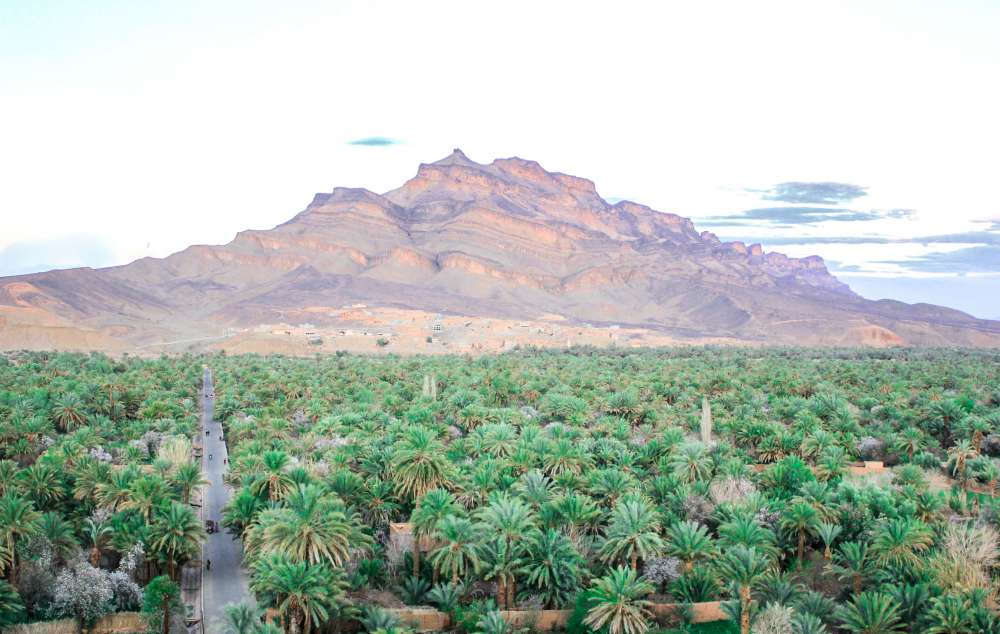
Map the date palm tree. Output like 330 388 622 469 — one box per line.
716 545 770 634
476 493 537 604
18 462 65 509
251 554 342 634
870 518 932 570
253 484 370 567
38 511 78 564
947 441 978 490
410 488 461 579
816 522 842 561
171 461 208 505
599 498 664 571
924 594 975 634
717 514 780 561
664 520 714 572
0 579 25 627
584 566 654 634
781 501 819 564
51 392 86 433
523 528 583 608
392 427 453 502
429 515 482 585
251 451 296 502
222 601 261 634
833 542 872 596
121 475 170 523
836 592 903 634
0 494 41 584
150 501 205 580
669 442 713 484
892 428 925 462
83 517 112 567
481 537 527 609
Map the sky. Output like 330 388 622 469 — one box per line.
1 0 998 317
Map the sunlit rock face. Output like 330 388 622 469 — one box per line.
2 149 999 350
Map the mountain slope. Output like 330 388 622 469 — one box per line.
3 149 999 352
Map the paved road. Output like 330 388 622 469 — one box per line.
201 368 253 632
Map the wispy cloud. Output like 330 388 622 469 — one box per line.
748 181 868 205
877 245 1000 274
347 136 401 147
708 207 884 225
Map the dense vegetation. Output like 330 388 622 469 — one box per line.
0 352 205 630
3 347 1000 634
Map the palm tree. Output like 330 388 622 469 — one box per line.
0 494 41 583
716 545 770 634
222 601 262 634
947 441 978 490
870 518 932 570
51 392 86 433
96 468 136 511
663 520 714 572
391 427 453 502
410 488 461 579
121 475 170 523
584 566 654 634
836 592 903 634
251 554 339 634
476 493 537 605
599 498 665 571
150 501 206 580
717 515 780 561
924 595 973 634
38 511 78 563
669 442 713 484
83 517 113 567
0 579 25 627
18 462 65 508
892 428 925 462
832 542 871 596
815 522 842 561
523 528 583 608
250 451 296 502
429 515 482 585
223 489 264 539
781 502 819 564
171 461 208 505
253 484 371 567
481 537 527 609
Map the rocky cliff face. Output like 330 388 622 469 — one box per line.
2 149 999 351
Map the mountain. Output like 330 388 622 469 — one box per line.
2 149 999 353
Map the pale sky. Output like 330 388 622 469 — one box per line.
1 1 998 316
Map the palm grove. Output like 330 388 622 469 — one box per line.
3 347 1000 634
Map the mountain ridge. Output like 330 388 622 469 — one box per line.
2 149 998 353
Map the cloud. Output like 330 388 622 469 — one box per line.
877 245 1000 274
347 136 400 147
710 207 884 225
750 181 868 204
711 229 1000 247
0 235 118 277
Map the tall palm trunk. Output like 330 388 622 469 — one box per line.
739 586 751 634
506 578 515 610
412 531 421 577
853 573 862 596
630 553 638 571
797 530 806 563
497 577 507 609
